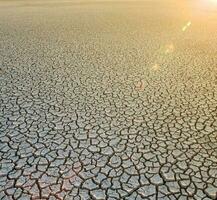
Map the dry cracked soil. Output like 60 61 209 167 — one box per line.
0 0 217 199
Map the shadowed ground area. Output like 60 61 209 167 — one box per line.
0 0 217 199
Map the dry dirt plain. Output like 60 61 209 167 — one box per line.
0 0 217 199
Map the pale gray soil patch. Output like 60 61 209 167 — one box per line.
0 0 217 199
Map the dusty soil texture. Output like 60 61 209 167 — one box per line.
0 0 217 199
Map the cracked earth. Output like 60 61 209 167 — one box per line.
0 0 217 199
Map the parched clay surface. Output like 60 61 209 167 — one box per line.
0 0 217 199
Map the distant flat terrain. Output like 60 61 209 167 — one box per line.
0 0 217 199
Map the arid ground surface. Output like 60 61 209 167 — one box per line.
0 0 217 199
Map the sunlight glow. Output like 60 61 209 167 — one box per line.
182 21 191 32
194 0 217 10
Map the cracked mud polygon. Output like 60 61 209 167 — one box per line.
0 0 217 199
